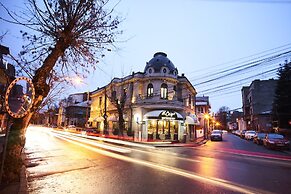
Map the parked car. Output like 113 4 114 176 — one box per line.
65 125 77 132
253 133 267 145
233 130 241 136
212 130 223 134
210 130 223 141
263 133 290 150
245 130 256 140
240 130 247 139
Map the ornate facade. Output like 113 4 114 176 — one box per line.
89 52 198 142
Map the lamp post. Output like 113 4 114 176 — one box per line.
204 114 210 139
134 114 142 142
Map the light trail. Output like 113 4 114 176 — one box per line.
51 129 201 163
51 131 131 154
51 129 270 194
51 129 202 163
52 129 156 149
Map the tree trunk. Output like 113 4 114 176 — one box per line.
2 39 67 183
1 115 31 183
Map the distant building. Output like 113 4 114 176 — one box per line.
0 45 14 133
241 79 277 132
195 96 211 138
89 52 198 142
228 111 243 131
57 92 90 127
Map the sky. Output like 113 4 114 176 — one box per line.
1 0 291 112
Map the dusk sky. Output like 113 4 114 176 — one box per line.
1 0 291 112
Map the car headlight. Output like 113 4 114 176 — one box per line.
268 140 274 144
285 141 290 144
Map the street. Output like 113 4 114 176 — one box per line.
25 126 291 194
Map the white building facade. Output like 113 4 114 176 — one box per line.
89 52 198 142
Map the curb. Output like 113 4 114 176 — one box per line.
153 139 208 148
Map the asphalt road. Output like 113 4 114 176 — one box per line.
25 126 291 194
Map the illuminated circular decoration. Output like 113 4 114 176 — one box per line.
5 76 35 118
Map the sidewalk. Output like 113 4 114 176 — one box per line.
0 158 27 194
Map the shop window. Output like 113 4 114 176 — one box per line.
147 83 154 97
160 83 168 99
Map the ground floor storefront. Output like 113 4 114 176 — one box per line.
88 109 200 143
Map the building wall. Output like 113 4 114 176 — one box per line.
90 74 196 141
242 79 277 131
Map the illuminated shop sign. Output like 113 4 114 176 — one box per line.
159 110 177 120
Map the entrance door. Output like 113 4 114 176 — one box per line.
156 120 178 140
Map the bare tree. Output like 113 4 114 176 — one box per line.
107 83 127 137
216 106 230 130
0 0 122 182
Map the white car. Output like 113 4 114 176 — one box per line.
245 130 256 140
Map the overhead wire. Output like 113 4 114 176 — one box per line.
198 68 278 94
193 50 291 86
189 44 291 82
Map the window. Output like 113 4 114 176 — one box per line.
112 91 116 100
160 83 168 99
147 83 154 97
99 96 102 107
188 94 192 106
198 107 204 113
149 68 152 74
123 88 127 98
163 68 167 73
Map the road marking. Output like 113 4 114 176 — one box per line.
52 132 270 194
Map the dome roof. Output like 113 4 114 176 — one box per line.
144 52 178 75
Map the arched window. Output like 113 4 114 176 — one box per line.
160 83 168 99
147 83 154 97
112 91 116 100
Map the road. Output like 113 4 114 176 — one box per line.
25 126 291 194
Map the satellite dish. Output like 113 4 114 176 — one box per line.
5 77 35 118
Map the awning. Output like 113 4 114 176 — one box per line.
185 114 200 125
144 110 183 120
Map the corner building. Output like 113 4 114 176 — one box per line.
89 52 198 142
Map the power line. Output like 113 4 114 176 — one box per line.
188 43 291 77
198 68 278 94
193 50 291 86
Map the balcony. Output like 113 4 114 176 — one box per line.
134 96 184 109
